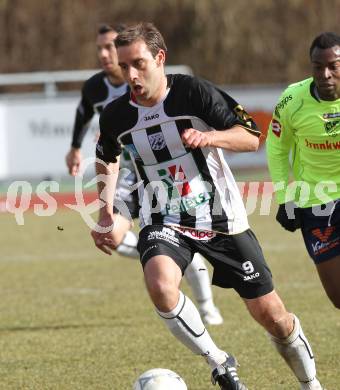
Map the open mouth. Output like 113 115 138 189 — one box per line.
132 85 143 94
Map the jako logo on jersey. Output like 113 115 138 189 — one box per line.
244 272 260 281
311 227 335 243
271 119 282 138
158 164 192 197
144 114 159 121
148 132 166 150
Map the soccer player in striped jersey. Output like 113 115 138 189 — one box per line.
65 23 223 326
65 23 137 258
267 32 340 310
91 22 323 389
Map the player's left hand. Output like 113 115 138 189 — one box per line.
66 147 82 176
276 202 301 232
91 214 116 255
181 128 215 149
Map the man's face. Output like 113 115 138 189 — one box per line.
96 31 119 74
311 45 340 100
117 40 165 105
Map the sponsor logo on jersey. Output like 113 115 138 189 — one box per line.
305 138 340 150
148 132 166 150
274 95 292 118
176 227 216 240
163 192 211 215
311 239 340 255
323 112 340 119
311 227 335 242
324 119 340 137
146 227 179 246
144 114 159 121
157 162 212 215
158 164 192 197
271 119 282 137
311 226 340 255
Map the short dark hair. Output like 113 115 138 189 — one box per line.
97 23 127 35
115 22 167 58
310 32 340 57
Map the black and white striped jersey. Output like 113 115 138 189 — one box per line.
71 70 129 148
97 74 261 234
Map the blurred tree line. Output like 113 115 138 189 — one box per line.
0 0 339 85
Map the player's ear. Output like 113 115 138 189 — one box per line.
156 49 166 66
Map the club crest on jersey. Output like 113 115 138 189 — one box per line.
233 104 253 128
324 119 340 137
148 132 166 150
271 119 282 137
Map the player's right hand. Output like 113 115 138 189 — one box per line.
65 148 82 176
276 202 301 232
181 128 215 149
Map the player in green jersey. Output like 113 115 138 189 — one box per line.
267 32 340 310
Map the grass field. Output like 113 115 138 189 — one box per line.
0 205 339 389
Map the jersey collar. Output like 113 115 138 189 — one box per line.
310 81 321 102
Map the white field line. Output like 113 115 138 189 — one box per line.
0 251 105 262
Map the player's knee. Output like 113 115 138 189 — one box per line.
146 278 178 310
251 302 292 337
262 312 292 338
147 278 171 298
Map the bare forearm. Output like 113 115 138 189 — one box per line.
181 126 260 152
96 158 120 217
209 126 259 152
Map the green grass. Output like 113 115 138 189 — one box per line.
0 207 339 390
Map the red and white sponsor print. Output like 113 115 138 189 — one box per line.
174 226 216 240
271 119 282 138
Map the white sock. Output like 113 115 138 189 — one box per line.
116 231 139 259
184 253 215 311
157 291 226 370
269 314 317 383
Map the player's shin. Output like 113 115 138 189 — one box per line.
269 314 319 384
184 253 213 303
184 254 223 325
156 291 226 370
